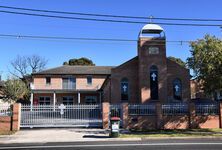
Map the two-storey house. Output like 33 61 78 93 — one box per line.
31 66 113 105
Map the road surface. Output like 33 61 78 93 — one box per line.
0 138 222 150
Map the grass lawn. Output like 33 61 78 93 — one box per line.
120 129 222 138
0 131 16 135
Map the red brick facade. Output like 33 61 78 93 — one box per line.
108 37 190 104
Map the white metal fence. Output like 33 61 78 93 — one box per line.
129 104 156 115
162 103 189 115
0 104 12 116
195 103 219 115
109 104 123 127
110 104 122 118
21 104 102 128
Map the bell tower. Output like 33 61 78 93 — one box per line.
138 24 167 103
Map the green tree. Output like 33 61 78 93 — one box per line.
1 78 29 103
168 56 187 68
187 35 222 94
63 57 95 66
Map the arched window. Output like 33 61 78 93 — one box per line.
173 78 182 100
150 65 158 100
121 78 129 101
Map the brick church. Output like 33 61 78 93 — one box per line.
31 24 190 105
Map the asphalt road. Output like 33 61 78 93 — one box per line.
0 139 222 150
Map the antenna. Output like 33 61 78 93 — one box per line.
149 15 153 23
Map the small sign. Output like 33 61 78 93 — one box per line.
148 47 159 54
112 123 119 132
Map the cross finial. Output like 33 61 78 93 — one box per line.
149 15 153 23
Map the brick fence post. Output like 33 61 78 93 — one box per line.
122 103 129 129
12 103 21 131
156 102 163 129
189 102 196 129
219 102 222 128
102 102 110 129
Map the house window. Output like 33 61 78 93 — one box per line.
85 96 97 104
150 65 158 100
87 76 92 85
46 77 51 85
173 78 182 100
39 97 51 105
121 78 129 101
62 77 76 89
63 96 74 105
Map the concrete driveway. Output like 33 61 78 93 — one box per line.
0 128 111 144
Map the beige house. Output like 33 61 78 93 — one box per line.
31 66 112 105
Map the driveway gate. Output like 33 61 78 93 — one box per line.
20 104 102 128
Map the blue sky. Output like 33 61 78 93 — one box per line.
0 0 221 80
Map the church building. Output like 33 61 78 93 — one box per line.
31 24 190 105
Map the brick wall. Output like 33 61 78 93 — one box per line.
111 57 139 104
102 77 111 103
76 75 106 90
33 75 107 90
0 116 11 131
138 38 168 103
34 76 62 90
121 102 222 130
167 59 190 102
0 103 21 132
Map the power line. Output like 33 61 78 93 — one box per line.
0 10 147 24
0 33 192 44
1 5 222 22
0 5 148 20
0 10 221 27
154 17 222 22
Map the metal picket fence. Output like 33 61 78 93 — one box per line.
0 104 12 116
109 104 123 127
195 103 219 115
162 103 189 115
20 104 102 128
129 104 156 115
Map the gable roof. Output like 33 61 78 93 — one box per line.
32 65 115 75
113 56 138 70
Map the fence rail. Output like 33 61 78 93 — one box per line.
129 104 156 115
109 104 123 127
110 104 122 118
162 103 189 115
195 103 219 115
21 104 102 128
0 104 12 116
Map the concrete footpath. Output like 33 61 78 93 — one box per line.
1 128 222 144
0 128 121 144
